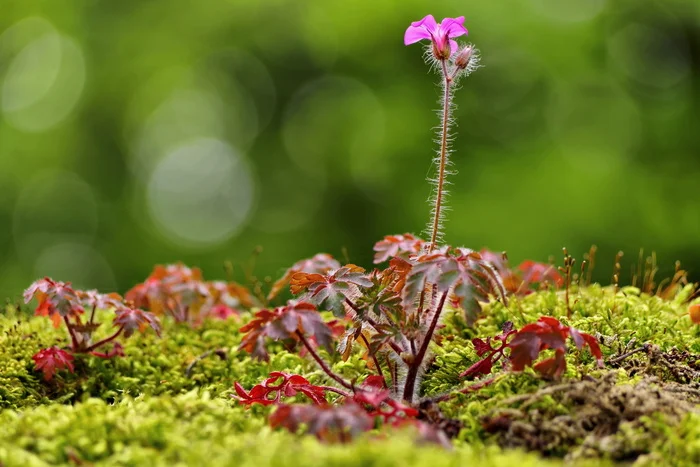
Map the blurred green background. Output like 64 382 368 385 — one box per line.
1 0 699 299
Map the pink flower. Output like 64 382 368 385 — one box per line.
404 15 468 59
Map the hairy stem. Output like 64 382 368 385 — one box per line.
296 331 354 390
402 292 448 402
85 326 124 353
428 59 452 253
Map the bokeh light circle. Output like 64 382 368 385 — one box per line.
1 18 85 132
146 138 254 247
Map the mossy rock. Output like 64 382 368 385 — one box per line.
1 285 699 465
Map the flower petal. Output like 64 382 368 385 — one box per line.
404 15 437 45
411 14 437 31
404 25 432 45
441 16 468 39
449 39 459 56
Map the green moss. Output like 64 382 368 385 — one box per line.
0 392 569 467
1 286 698 465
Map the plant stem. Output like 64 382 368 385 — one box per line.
63 316 80 351
296 331 354 390
89 305 97 325
402 292 448 402
431 372 508 403
318 385 352 398
358 333 388 389
85 326 124 353
428 59 452 253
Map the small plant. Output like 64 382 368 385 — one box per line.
479 250 564 296
461 317 604 381
125 263 253 324
24 277 161 381
230 16 614 444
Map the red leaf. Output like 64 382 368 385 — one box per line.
113 307 161 338
373 234 424 264
292 266 373 317
402 248 507 325
569 327 604 368
362 375 386 390
532 350 567 379
508 317 605 377
472 338 493 357
238 302 332 361
24 278 84 327
32 347 74 381
519 260 564 288
233 372 328 406
268 254 341 301
269 403 374 443
460 355 494 379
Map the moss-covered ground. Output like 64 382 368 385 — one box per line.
1 284 699 466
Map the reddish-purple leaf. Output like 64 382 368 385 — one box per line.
32 347 74 381
291 265 372 317
519 260 564 288
113 307 161 338
233 372 328 406
507 317 604 377
373 234 425 264
268 254 341 301
472 338 493 357
460 355 494 379
24 277 84 328
239 302 333 361
269 403 374 443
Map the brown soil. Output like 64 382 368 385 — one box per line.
481 365 699 462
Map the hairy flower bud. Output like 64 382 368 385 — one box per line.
454 46 473 69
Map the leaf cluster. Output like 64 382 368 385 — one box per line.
125 263 253 323
23 277 162 381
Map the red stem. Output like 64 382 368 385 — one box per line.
428 59 451 253
402 292 448 402
318 385 353 398
63 316 80 351
296 331 353 390
84 326 124 353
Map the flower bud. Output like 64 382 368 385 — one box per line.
454 46 473 69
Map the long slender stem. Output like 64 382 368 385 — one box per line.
428 59 452 253
296 331 354 390
89 305 97 325
402 292 448 402
85 326 123 353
